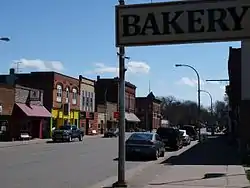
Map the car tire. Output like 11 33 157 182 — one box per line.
52 138 56 142
160 149 165 157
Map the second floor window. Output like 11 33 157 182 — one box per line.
90 92 93 112
72 88 77 105
66 87 69 103
56 84 62 102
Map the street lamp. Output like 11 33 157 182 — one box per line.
0 37 10 42
175 64 201 141
200 90 213 116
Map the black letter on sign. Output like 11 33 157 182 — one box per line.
207 8 229 32
162 11 184 34
187 10 205 33
122 15 141 37
227 6 250 31
141 13 161 35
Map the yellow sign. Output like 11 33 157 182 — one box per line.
51 109 58 118
74 111 79 119
59 111 63 118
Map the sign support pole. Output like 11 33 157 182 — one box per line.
113 1 127 187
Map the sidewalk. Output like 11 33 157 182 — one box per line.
128 136 250 188
0 134 104 148
143 165 249 188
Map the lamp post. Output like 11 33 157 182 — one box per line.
200 90 213 116
175 64 201 141
0 37 10 42
114 0 129 185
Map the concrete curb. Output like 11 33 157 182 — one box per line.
0 135 105 149
87 141 198 188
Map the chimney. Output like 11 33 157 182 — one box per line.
97 75 100 80
79 75 82 81
9 68 15 75
6 68 16 85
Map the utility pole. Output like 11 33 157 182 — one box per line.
113 1 128 186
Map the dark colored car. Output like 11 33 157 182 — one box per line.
52 125 84 142
156 127 183 150
182 125 198 141
104 128 119 138
126 132 165 160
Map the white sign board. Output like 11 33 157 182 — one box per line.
116 0 250 47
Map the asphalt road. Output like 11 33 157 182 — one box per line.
0 133 146 188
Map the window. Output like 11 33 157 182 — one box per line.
72 88 77 104
86 92 89 110
65 87 69 103
90 92 93 112
155 134 162 141
56 84 62 102
82 90 85 109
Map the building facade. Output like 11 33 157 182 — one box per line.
79 75 98 135
136 92 161 131
6 71 80 135
0 82 51 140
95 76 140 131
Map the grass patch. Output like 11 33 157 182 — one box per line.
245 170 250 181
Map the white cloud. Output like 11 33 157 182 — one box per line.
126 61 150 74
12 58 64 72
86 61 150 75
177 77 205 87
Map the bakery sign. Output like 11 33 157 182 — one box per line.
115 0 250 47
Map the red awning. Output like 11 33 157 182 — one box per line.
16 103 51 117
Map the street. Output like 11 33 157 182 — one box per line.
0 134 145 188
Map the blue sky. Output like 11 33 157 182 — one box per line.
1 0 241 107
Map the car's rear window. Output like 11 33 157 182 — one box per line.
183 126 196 135
59 125 71 130
157 128 178 136
128 133 153 141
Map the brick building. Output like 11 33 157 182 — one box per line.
0 82 51 140
0 71 80 136
79 75 98 135
95 76 140 131
136 92 161 131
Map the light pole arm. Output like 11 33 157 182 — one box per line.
200 90 213 115
184 65 201 92
175 63 201 141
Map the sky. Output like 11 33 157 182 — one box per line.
0 0 241 107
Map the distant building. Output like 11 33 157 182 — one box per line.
0 81 51 140
136 92 161 131
0 70 81 137
95 76 140 131
79 75 98 135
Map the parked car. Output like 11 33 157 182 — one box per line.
104 128 119 138
52 125 84 142
125 132 165 160
179 129 191 146
182 125 198 141
156 127 183 150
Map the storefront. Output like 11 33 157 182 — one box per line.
125 112 141 131
50 108 79 134
79 111 98 135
